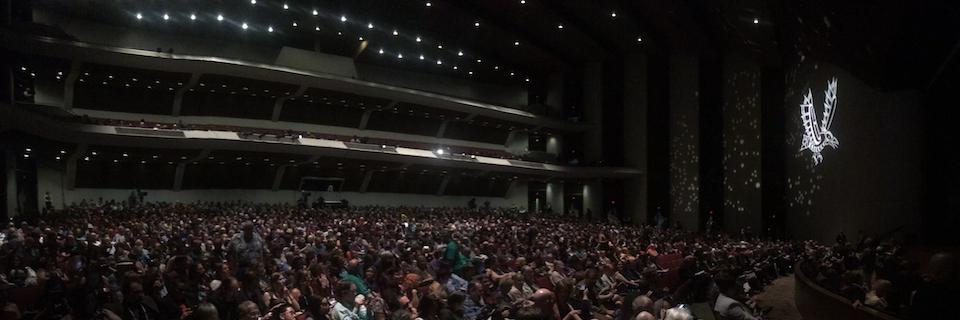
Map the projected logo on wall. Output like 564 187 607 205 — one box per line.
800 78 839 165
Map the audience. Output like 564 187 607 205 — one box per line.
0 199 952 320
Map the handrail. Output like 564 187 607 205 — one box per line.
794 259 901 320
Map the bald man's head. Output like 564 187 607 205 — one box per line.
532 289 555 310
347 259 361 275
636 311 656 320
631 295 654 315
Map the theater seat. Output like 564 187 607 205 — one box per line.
8 286 44 312
656 254 684 290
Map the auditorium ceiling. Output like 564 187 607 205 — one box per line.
29 0 958 90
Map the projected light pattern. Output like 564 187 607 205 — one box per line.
722 57 762 223
785 59 825 217
669 55 701 221
800 78 839 165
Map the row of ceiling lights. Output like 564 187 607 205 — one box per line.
130 3 533 82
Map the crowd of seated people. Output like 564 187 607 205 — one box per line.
799 231 958 320
0 199 955 320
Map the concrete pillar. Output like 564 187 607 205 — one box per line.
583 180 603 220
5 151 16 217
545 135 563 155
546 71 564 113
623 50 649 225
273 85 308 122
359 170 375 193
546 181 564 216
437 176 451 196
359 109 374 130
63 59 82 109
583 62 603 164
173 149 211 191
64 143 87 191
669 51 700 231
172 72 201 116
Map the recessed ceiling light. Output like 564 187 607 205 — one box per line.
217 14 224 21
611 12 617 18
283 4 289 10
368 23 374 29
437 60 442 65
510 72 515 76
190 14 196 20
250 0 256 4
398 53 403 59
426 1 432 7
453 66 458 70
753 18 759 24
163 14 169 20
341 16 347 22
495 66 499 69
416 36 422 42
526 78 530 82
469 71 474 75
292 22 297 27
316 26 321 31
558 24 563 29
136 13 142 20
242 23 248 29
437 44 443 49
393 30 399 36
514 41 520 46
477 59 482 63
458 51 464 56
379 48 384 54
419 55 425 60
313 10 318 16
475 21 480 27
268 26 274 32
358 36 364 41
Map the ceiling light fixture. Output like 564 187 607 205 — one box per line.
293 22 297 27
521 0 526 4
475 21 480 27
284 4 289 10
268 26 274 32
453 66 458 70
426 1 432 7
250 0 256 4
313 10 318 16
558 24 563 29
637 37 643 42
368 23 374 29
753 18 759 24
163 14 169 20
190 14 196 20
514 41 520 46
136 13 142 20
419 55 425 60
379 48 384 54
316 26 320 31
469 71 474 75
526 78 530 82
398 53 403 59
510 72 515 76
341 16 347 22
458 51 464 56
217 14 224 21
437 45 443 49
393 30 399 36
359 36 364 41
416 36 422 42
477 59 482 63
242 23 248 29
611 12 617 18
437 60 442 65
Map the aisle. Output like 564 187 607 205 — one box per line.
755 273 803 320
